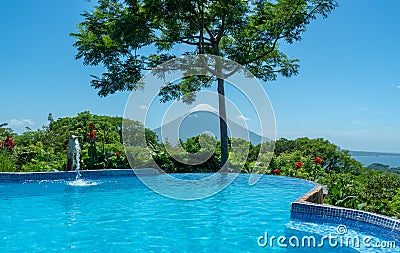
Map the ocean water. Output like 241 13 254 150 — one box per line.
352 155 400 168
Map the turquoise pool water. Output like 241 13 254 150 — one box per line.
286 220 399 253
1 174 396 252
0 174 314 252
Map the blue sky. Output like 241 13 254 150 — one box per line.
1 0 400 153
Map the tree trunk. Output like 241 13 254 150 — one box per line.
217 77 229 171
211 39 229 171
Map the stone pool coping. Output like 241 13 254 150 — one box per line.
291 183 400 241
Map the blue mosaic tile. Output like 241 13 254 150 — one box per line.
0 169 162 182
291 212 400 243
0 169 146 182
291 197 400 243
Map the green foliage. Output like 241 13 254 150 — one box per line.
390 189 400 218
14 143 65 172
71 0 337 97
150 134 220 173
71 0 337 168
356 174 400 216
274 137 363 174
269 137 400 217
1 112 138 172
229 138 250 171
268 151 303 176
323 173 358 209
0 149 16 172
317 169 400 217
0 123 13 139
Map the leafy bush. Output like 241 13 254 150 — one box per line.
0 149 16 172
356 174 400 216
323 172 358 209
390 190 400 218
274 137 363 174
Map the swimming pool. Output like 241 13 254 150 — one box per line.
0 173 397 252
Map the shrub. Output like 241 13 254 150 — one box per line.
0 149 16 172
356 174 400 216
390 190 400 218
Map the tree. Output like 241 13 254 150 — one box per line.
71 0 337 168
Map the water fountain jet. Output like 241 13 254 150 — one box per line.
67 134 81 180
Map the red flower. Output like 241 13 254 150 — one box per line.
315 157 323 164
89 123 95 131
116 152 121 157
89 131 96 139
295 162 302 169
1 136 16 149
273 169 280 174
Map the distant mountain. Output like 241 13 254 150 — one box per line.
152 111 271 145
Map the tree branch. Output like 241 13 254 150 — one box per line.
153 38 211 46
205 27 216 41
241 36 280 65
242 0 304 65
215 17 225 43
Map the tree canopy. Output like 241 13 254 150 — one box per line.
71 0 337 168
72 0 337 96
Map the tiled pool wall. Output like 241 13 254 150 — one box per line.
291 185 400 242
0 168 159 181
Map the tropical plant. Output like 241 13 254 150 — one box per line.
0 149 16 172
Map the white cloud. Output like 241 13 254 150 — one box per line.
9 119 23 126
9 118 35 127
22 119 35 125
190 103 218 113
396 85 400 89
237 115 250 121
140 105 148 110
